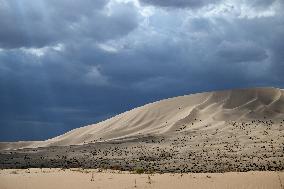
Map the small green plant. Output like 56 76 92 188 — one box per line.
135 168 144 174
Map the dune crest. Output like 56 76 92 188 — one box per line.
1 87 283 150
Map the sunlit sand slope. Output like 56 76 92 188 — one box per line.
1 87 283 150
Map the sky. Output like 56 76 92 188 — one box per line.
0 0 284 141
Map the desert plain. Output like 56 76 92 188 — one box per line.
0 168 284 189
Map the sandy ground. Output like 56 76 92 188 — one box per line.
0 169 284 189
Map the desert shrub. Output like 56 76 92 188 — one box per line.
146 169 155 174
10 170 18 174
135 168 144 174
97 168 103 172
110 165 122 171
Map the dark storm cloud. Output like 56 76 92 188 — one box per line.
247 0 277 9
215 41 268 63
0 0 138 49
0 0 284 141
0 0 142 140
139 0 221 9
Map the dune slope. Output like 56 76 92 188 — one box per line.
1 87 284 150
1 87 284 172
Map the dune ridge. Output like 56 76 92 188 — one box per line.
1 87 284 150
1 87 284 173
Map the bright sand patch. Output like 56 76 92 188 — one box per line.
0 169 283 189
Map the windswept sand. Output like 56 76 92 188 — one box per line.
1 87 284 150
0 169 283 189
0 87 284 173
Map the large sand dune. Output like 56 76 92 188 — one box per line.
0 87 283 173
1 87 283 150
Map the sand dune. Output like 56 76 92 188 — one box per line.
0 87 283 173
1 87 283 150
